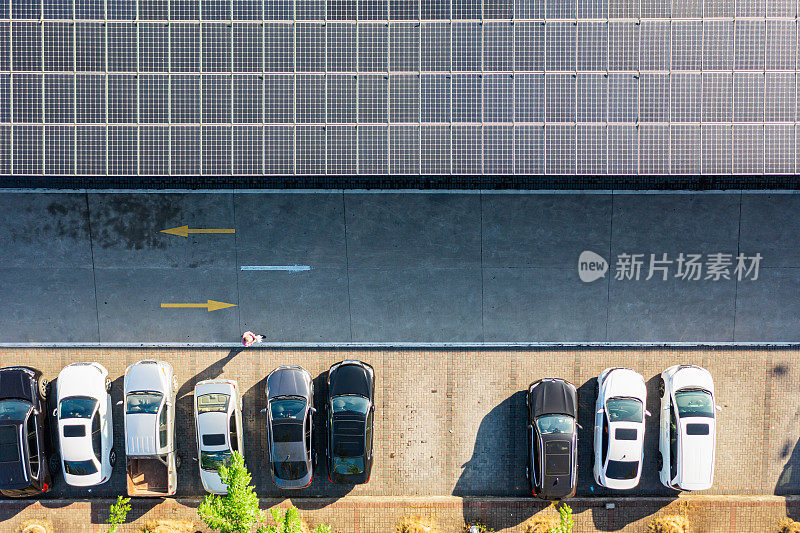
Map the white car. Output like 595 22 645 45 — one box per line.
593 368 648 490
658 364 720 491
54 362 115 486
194 379 244 494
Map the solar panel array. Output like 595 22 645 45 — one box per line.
1 0 799 175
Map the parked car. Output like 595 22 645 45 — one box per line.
658 365 720 491
263 366 314 489
526 378 578 500
122 360 179 497
326 360 375 484
0 366 53 497
55 362 115 486
593 367 649 490
194 379 244 494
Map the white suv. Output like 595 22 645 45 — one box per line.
593 367 649 490
658 365 720 491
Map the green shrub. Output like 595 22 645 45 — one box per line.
107 495 131 533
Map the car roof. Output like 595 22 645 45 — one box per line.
60 420 95 461
679 418 716 485
0 423 28 488
197 412 230 451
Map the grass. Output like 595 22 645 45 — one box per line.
779 517 800 533
137 519 195 533
396 515 440 533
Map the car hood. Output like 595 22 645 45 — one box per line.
267 368 311 400
58 364 104 398
530 380 577 418
329 364 370 398
125 414 158 456
0 369 34 402
601 368 646 400
679 418 716 489
671 366 714 394
0 423 27 489
125 362 169 395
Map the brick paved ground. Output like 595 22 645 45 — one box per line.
1 496 798 533
0 348 798 531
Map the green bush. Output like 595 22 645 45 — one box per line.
107 495 131 533
197 451 265 533
548 504 573 533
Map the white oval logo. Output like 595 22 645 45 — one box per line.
578 251 608 282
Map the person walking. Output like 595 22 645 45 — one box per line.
241 331 265 347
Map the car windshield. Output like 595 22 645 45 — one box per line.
270 398 306 420
59 396 97 419
606 397 643 423
606 460 639 480
675 388 715 418
273 460 308 481
0 400 30 421
331 395 369 414
535 414 575 435
64 459 98 476
197 393 230 414
333 455 365 475
0 425 20 462
200 450 232 472
125 391 163 414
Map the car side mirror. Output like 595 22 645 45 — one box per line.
645 410 652 417
310 407 317 414
33 409 39 416
116 400 123 406
596 409 604 414
52 408 57 417
260 408 267 414
576 423 583 430
716 405 722 411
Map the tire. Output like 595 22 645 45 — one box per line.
658 377 665 398
657 451 663 469
175 454 182 469
105 378 112 394
109 449 117 467
37 377 48 400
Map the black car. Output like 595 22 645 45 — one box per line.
0 366 53 497
526 378 578 500
326 360 375 484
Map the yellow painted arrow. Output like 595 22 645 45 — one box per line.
161 225 236 238
160 300 237 312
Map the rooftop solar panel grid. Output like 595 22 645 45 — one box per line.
1 0 799 175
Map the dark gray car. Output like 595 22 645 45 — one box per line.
263 366 314 489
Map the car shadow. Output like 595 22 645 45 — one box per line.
776 437 800 497
453 391 537 528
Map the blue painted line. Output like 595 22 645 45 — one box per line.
240 265 312 272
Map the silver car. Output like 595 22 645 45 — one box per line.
262 366 314 489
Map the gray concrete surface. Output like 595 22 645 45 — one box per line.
0 190 795 344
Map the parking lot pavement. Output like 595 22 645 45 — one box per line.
1 190 798 344
0 347 796 501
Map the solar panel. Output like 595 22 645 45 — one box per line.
1 0 799 175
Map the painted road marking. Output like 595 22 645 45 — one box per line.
160 300 237 311
161 225 236 237
241 265 311 272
